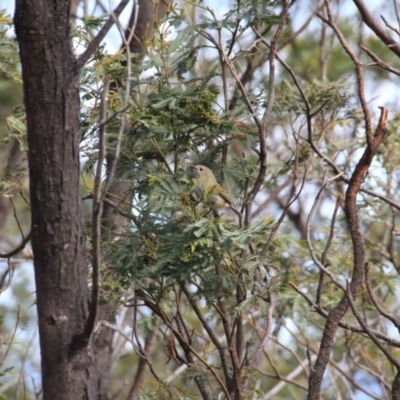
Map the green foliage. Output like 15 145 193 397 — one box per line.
2 0 400 398
0 11 23 149
274 79 353 115
0 14 20 83
73 1 400 397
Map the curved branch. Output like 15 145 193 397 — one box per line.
289 281 400 347
245 0 289 227
0 231 31 258
308 107 389 399
361 45 400 76
345 282 400 369
353 0 400 58
364 262 400 331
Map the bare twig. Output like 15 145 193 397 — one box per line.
0 231 32 259
9 197 25 239
84 79 110 340
289 281 400 347
345 281 400 369
305 173 345 288
83 103 131 141
381 14 400 36
127 321 159 398
318 1 372 143
260 356 316 397
308 107 389 399
77 0 130 68
247 293 275 366
392 0 400 33
316 194 341 304
180 284 232 391
132 297 165 386
254 35 400 212
353 0 400 58
83 192 142 230
0 258 16 293
245 0 289 228
278 0 325 51
364 262 400 331
361 44 400 76
85 2 137 339
260 170 308 257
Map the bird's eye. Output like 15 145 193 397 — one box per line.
200 168 203 171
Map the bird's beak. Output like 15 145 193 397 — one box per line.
188 164 199 178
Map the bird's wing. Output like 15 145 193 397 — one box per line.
218 189 234 206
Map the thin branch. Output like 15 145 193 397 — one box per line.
9 197 25 239
307 106 389 400
180 284 232 390
289 281 400 347
245 0 289 228
0 258 16 293
85 3 137 339
197 29 261 131
2 306 20 362
364 262 400 331
254 29 400 214
77 0 130 68
305 173 346 289
132 296 165 386
381 14 400 36
316 194 341 304
246 293 275 366
352 0 400 58
329 357 386 400
83 103 131 141
345 282 400 369
0 231 32 258
99 6 136 208
318 1 372 143
83 192 143 231
260 357 315 398
260 169 308 257
252 28 341 179
360 187 400 210
392 0 400 34
361 44 400 76
252 176 293 218
84 78 110 340
278 0 325 51
128 322 159 398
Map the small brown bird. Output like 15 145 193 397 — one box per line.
190 165 241 221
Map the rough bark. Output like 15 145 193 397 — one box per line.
393 370 400 400
14 1 96 399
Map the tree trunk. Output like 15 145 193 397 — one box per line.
14 1 96 399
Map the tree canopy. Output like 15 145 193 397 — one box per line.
1 0 400 399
